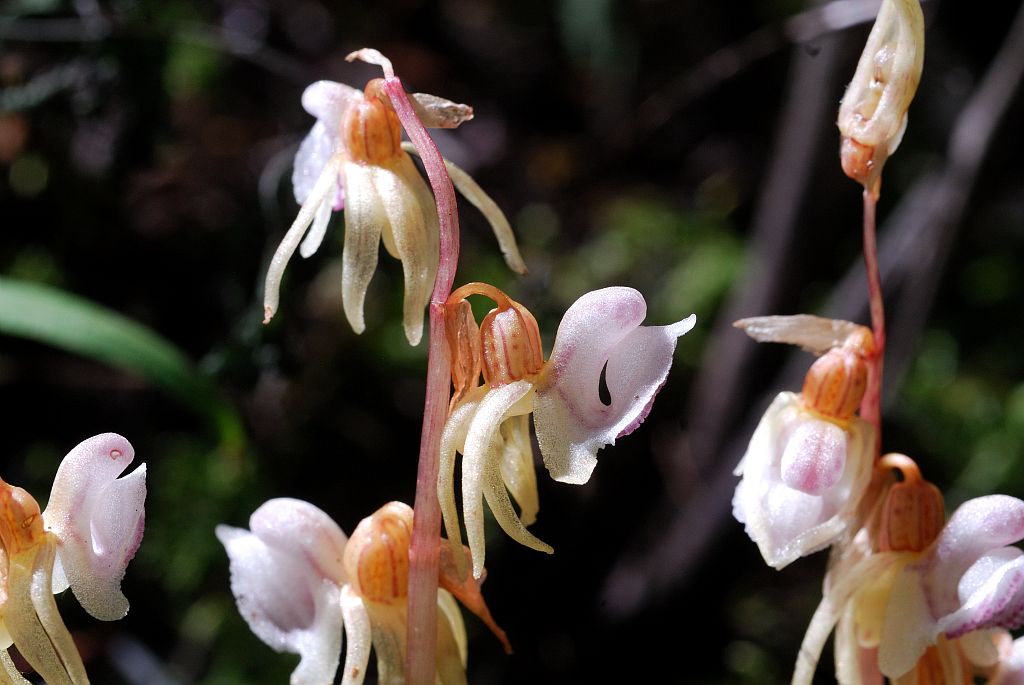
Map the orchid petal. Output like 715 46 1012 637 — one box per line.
991 636 1024 685
265 154 344 323
779 418 847 496
483 443 552 560
937 548 1024 638
216 499 348 685
439 386 486 578
341 162 384 336
878 563 935 678
401 143 526 275
299 187 334 258
293 120 341 207
339 585 371 685
534 287 695 484
301 80 360 126
374 156 437 346
734 315 866 355
6 541 87 685
436 590 469 685
0 651 30 685
42 432 145 622
498 414 539 526
462 379 536 578
929 495 1024 598
732 392 874 569
361 603 406 685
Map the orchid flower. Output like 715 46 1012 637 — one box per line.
263 49 527 346
217 499 509 685
0 433 145 685
438 284 696 578
837 0 924 195
794 456 1024 684
732 315 876 569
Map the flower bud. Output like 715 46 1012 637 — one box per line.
0 480 44 554
878 455 945 553
801 346 869 421
445 298 482 407
341 79 403 166
480 301 544 387
342 501 414 604
837 0 924 192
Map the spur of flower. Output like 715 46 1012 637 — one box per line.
731 315 876 569
837 0 924 194
263 48 526 346
0 433 146 685
438 283 696 578
217 498 509 685
795 455 1024 684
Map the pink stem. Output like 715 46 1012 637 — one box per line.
382 77 460 685
860 189 884 458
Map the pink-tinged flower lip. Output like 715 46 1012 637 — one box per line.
42 432 146 622
533 287 695 485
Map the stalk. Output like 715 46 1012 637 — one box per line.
380 74 460 685
860 189 885 457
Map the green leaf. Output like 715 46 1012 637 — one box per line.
0 277 244 451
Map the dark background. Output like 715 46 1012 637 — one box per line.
2 0 1023 682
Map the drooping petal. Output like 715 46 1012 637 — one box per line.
293 120 342 207
216 498 348 685
402 142 527 275
264 154 345 323
341 162 384 335
0 650 30 685
498 414 539 526
732 392 874 569
438 386 487 578
5 540 88 685
878 562 936 679
436 590 469 685
534 287 695 484
734 315 867 356
299 186 334 258
339 585 371 685
42 432 145 622
301 80 360 126
362 602 407 685
374 156 438 346
462 380 544 578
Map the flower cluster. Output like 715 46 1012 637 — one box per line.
217 499 508 685
0 433 146 685
438 283 695 577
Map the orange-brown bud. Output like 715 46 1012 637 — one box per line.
341 79 402 166
480 301 544 387
446 298 483 407
342 501 414 604
878 455 944 553
801 347 868 421
0 480 44 555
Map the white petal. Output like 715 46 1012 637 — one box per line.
339 586 371 685
248 498 348 584
878 564 935 679
438 386 486 578
299 192 334 258
42 433 145 621
293 120 342 207
216 502 346 685
408 93 473 129
534 287 695 484
498 414 539 526
936 548 1024 638
341 162 384 336
731 393 874 569
436 589 469 685
462 380 535 578
301 80 360 126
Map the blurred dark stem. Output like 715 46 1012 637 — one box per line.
602 0 1024 619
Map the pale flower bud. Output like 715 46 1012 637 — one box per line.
837 0 924 192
